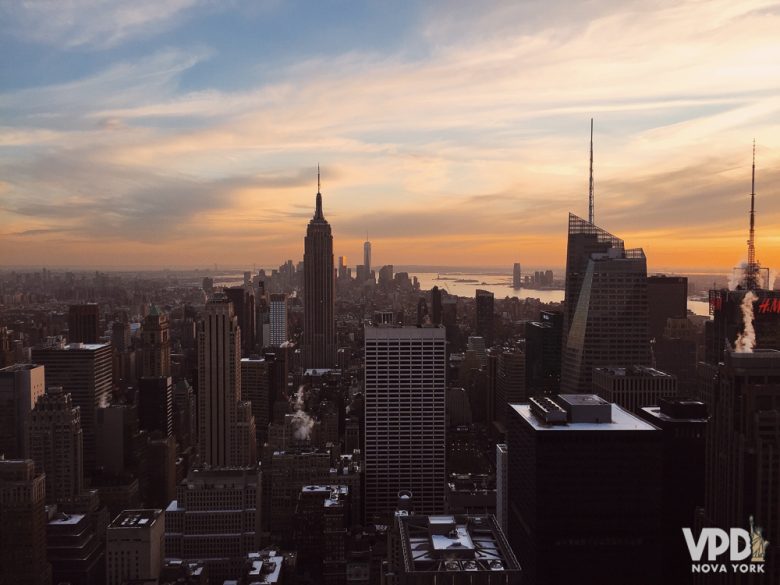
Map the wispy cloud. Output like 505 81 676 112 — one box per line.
0 0 207 49
1 0 779 269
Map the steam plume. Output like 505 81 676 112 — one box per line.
291 385 314 441
735 291 758 353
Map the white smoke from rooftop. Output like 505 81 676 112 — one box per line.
291 385 314 441
735 291 758 353
728 262 747 291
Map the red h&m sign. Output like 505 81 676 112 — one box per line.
758 298 780 314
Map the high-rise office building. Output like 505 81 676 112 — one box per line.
225 286 256 357
508 395 662 585
32 341 112 472
141 305 171 377
0 363 45 459
699 349 780 583
431 286 442 326
47 510 105 585
561 214 649 393
495 346 525 425
364 325 446 520
197 294 255 467
512 263 522 289
475 289 494 346
294 485 350 584
592 365 677 415
0 459 52 585
28 386 84 504
338 255 348 279
364 239 372 276
241 356 270 447
269 293 288 347
106 509 165 585
303 175 336 369
165 467 261 583
639 398 707 584
525 311 562 395
647 275 688 340
138 376 174 438
68 304 101 344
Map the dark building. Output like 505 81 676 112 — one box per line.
495 345 525 426
47 510 105 585
32 341 113 473
303 175 336 369
137 376 174 438
416 297 429 326
508 395 662 585
475 289 494 346
639 399 707 584
705 288 780 364
294 485 350 584
561 214 649 393
431 286 442 326
698 349 780 582
141 305 171 377
592 365 677 415
647 275 688 340
68 304 101 344
513 263 522 289
226 286 256 357
0 459 52 585
525 310 562 395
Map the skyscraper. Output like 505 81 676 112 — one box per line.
32 341 112 472
699 349 780 583
475 289 494 346
241 356 270 446
225 286 256 357
197 294 254 467
647 275 687 341
363 324 446 520
560 214 649 393
431 286 442 326
28 386 84 504
269 293 288 347
512 262 522 289
0 459 52 585
106 509 165 585
141 305 171 377
363 238 372 276
68 304 101 344
303 171 336 369
508 395 662 585
0 363 45 459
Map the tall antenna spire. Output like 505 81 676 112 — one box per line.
314 164 324 220
746 140 758 289
588 118 594 224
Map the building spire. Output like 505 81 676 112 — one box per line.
314 164 324 220
746 140 758 289
588 118 594 224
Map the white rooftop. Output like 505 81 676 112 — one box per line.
512 403 658 432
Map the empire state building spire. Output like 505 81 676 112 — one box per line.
314 164 324 221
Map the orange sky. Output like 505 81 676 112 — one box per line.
1 0 779 272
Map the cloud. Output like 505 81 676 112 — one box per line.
0 0 207 49
1 0 780 269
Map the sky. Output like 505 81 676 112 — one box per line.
1 0 779 271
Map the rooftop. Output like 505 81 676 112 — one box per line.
513 402 658 432
398 515 520 574
109 509 162 529
594 365 673 378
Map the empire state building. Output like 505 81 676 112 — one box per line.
303 171 336 369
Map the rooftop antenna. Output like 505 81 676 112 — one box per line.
588 118 594 224
746 140 758 290
317 163 321 194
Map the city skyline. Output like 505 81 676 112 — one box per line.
1 0 780 270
